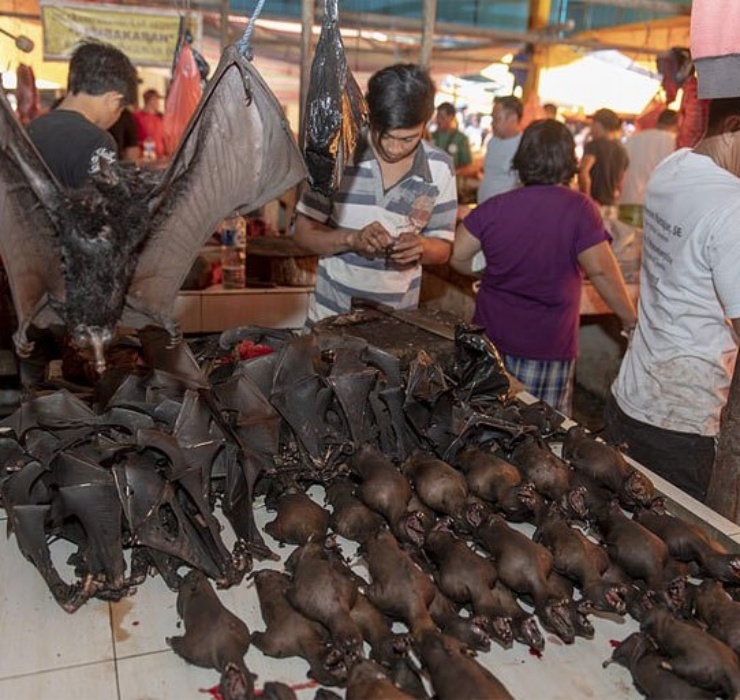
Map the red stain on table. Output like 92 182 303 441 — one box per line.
199 686 222 700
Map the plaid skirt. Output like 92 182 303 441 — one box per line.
503 354 576 415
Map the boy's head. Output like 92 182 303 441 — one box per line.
67 41 138 128
366 63 436 135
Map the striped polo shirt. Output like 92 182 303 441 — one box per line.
296 134 457 324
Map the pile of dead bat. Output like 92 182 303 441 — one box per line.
0 322 504 614
2 325 740 699
243 431 740 699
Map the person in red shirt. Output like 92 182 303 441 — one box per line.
133 88 167 159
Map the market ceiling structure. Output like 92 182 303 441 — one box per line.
1 0 692 102
217 0 692 72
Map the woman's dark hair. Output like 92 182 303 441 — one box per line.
67 41 138 106
512 119 579 186
366 64 436 134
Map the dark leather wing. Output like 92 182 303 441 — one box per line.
122 46 307 327
0 87 66 331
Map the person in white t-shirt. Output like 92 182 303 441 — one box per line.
618 109 678 227
477 95 523 204
605 97 740 502
470 95 523 271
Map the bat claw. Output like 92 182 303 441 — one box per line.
165 333 182 349
12 330 34 358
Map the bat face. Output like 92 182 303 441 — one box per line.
70 324 113 375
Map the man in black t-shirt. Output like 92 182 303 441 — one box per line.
27 41 138 189
578 108 629 207
108 107 140 161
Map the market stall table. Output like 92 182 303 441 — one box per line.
175 284 313 333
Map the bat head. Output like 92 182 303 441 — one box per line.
70 324 113 375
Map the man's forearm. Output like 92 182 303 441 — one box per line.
420 237 452 265
293 214 355 255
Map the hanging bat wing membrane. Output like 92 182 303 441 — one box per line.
0 44 308 341
125 44 308 327
0 87 66 332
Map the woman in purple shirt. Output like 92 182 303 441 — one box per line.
450 119 636 413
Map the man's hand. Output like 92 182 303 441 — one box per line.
348 221 393 259
389 229 424 267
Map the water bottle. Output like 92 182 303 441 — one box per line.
142 137 156 162
220 212 247 289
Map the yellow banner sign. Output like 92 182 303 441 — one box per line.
40 1 202 67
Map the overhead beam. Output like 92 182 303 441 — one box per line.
571 0 690 13
337 10 672 57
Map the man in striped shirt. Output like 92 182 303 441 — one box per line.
294 63 457 324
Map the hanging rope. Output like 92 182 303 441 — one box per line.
237 0 267 60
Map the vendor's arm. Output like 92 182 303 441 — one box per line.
449 223 482 276
578 153 596 197
293 213 392 258
578 241 637 331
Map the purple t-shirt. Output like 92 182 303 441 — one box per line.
464 184 609 361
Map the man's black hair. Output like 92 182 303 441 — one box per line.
436 102 456 118
67 41 138 106
512 119 579 186
366 63 436 134
705 97 740 136
656 108 678 128
493 95 524 121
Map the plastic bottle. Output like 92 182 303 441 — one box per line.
142 137 156 162
220 212 247 289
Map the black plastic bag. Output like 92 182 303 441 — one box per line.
450 324 512 406
302 0 368 196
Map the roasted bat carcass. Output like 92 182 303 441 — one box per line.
361 529 437 638
325 478 386 544
534 503 628 615
475 512 576 643
424 520 513 649
251 569 347 687
345 659 416 700
167 569 254 700
693 579 740 655
605 632 715 700
264 490 330 546
417 630 515 700
641 606 740 699
285 541 364 661
0 43 306 374
563 425 655 508
634 504 740 583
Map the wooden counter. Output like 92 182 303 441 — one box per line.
175 285 312 333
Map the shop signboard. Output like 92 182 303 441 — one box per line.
39 0 202 67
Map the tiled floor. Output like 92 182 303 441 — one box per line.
0 483 654 700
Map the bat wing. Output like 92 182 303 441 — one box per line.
123 46 307 327
0 87 66 332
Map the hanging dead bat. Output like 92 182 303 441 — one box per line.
301 0 368 196
0 43 307 375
